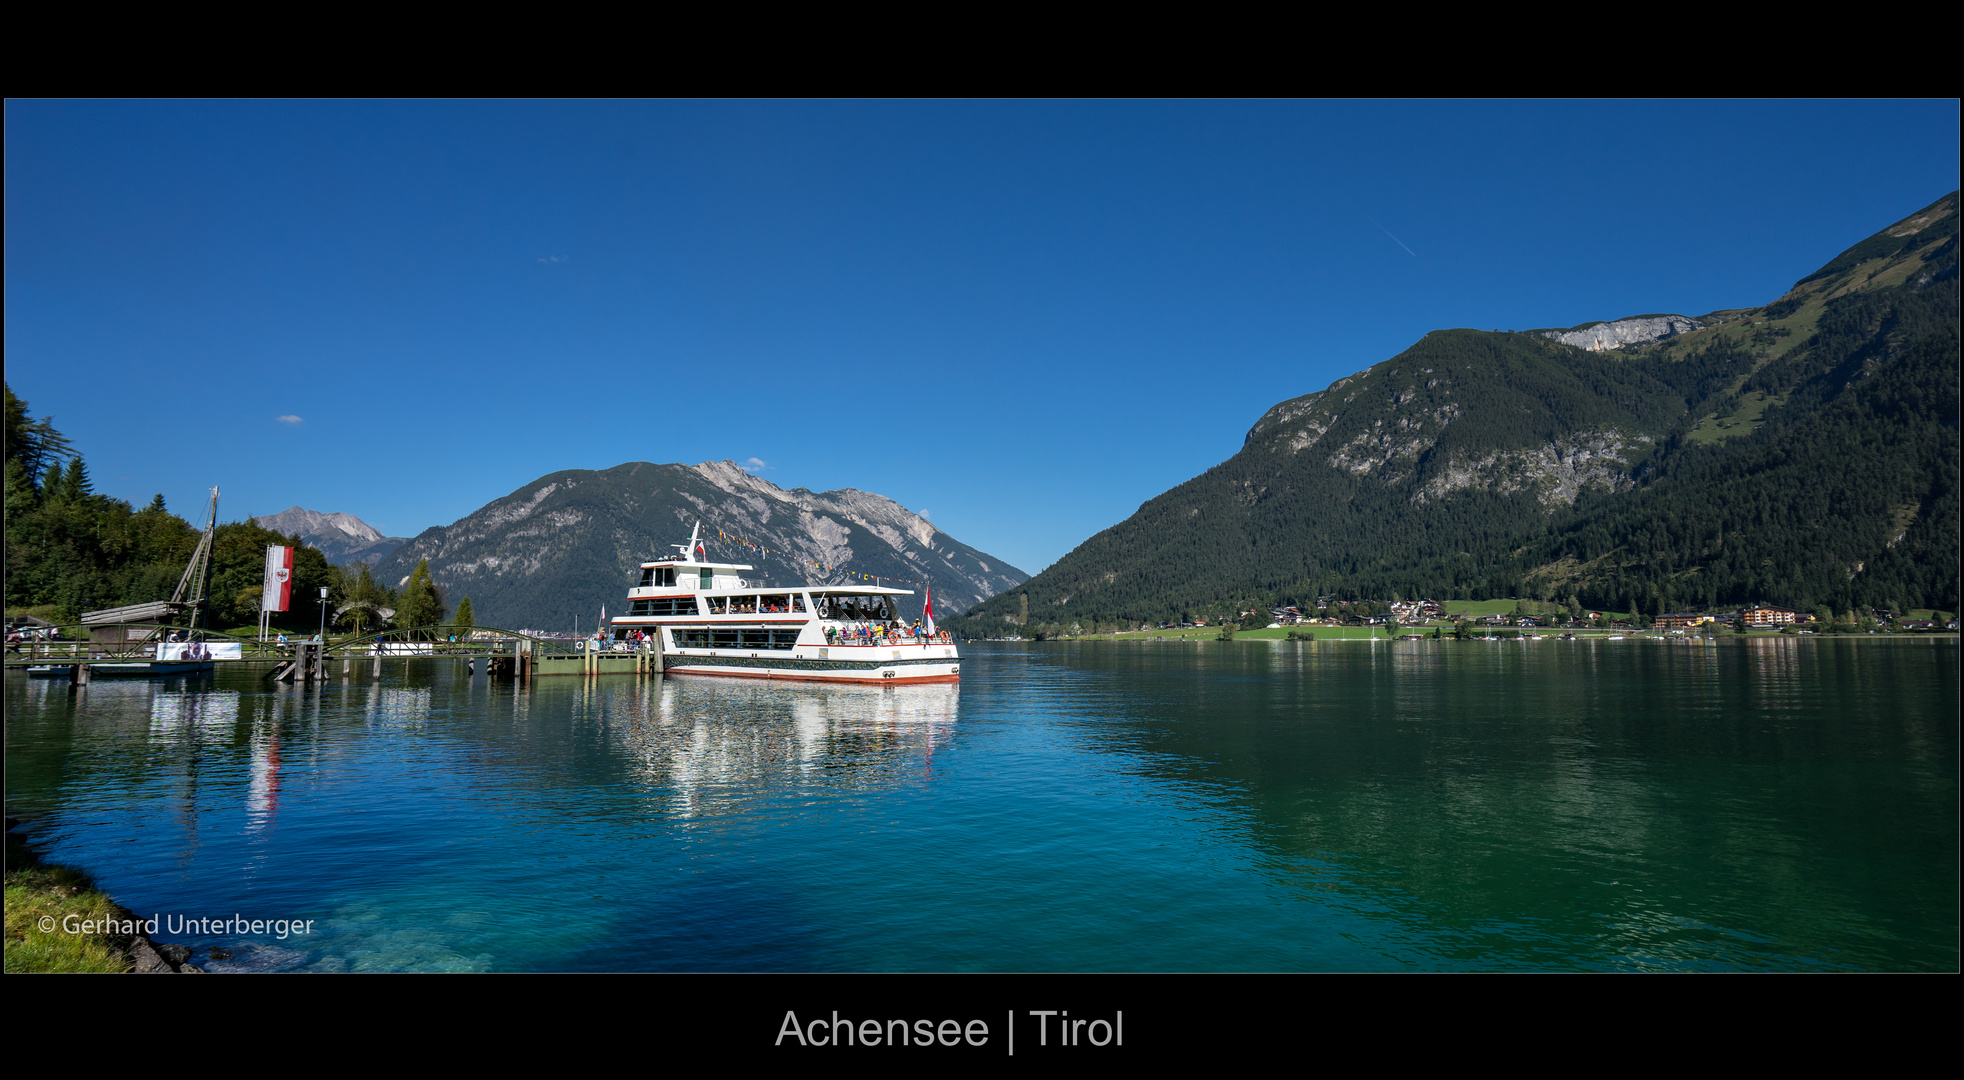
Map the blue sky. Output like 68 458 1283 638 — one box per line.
7 100 1958 574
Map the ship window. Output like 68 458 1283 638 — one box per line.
771 629 801 648
792 595 807 612
825 594 897 621
710 628 741 648
699 568 713 589
675 628 709 649
639 569 656 588
631 597 692 617
705 596 728 615
760 594 789 613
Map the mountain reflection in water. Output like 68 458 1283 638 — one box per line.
4 639 1954 972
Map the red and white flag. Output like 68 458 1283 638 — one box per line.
261 546 294 612
922 582 936 637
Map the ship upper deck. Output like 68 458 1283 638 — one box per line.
622 523 915 602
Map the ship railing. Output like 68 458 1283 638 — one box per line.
818 621 954 646
701 601 805 615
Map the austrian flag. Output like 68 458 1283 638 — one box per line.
261 545 293 612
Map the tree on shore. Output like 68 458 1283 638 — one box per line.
396 558 446 635
336 561 393 636
5 382 75 494
452 595 475 633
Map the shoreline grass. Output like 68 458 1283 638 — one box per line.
4 830 132 973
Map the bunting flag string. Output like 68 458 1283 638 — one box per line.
698 523 934 588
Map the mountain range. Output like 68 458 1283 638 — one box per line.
952 191 1960 633
254 506 410 567
367 460 1029 631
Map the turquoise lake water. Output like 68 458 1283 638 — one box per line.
5 637 1956 971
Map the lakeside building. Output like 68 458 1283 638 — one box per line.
1655 612 1711 629
1387 600 1446 622
1741 605 1799 627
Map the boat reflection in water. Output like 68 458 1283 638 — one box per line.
524 675 961 818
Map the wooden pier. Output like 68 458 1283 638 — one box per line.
5 624 662 682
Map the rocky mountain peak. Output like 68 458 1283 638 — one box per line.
254 507 406 567
1542 316 1702 352
373 461 1027 628
256 506 386 543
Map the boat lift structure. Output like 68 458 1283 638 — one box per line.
79 486 219 646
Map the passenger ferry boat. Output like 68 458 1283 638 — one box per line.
606 524 960 685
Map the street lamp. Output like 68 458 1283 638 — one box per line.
318 586 330 643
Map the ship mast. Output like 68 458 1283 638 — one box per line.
674 521 703 565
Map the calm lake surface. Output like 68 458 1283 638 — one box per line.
6 637 1956 972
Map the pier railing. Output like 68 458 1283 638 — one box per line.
3 622 574 666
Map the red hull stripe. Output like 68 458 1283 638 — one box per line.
667 669 959 685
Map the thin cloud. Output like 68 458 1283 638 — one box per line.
1367 215 1417 257
741 457 769 474
277 415 305 425
538 255 569 264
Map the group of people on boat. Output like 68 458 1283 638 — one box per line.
823 622 953 646
704 596 806 615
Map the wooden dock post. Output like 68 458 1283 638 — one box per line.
73 662 90 686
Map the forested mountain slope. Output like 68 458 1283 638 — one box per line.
954 192 1958 634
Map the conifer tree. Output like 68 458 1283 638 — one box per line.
338 562 390 635
62 457 92 500
397 558 446 635
4 382 73 492
453 595 475 632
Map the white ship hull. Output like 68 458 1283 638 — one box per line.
662 641 961 684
